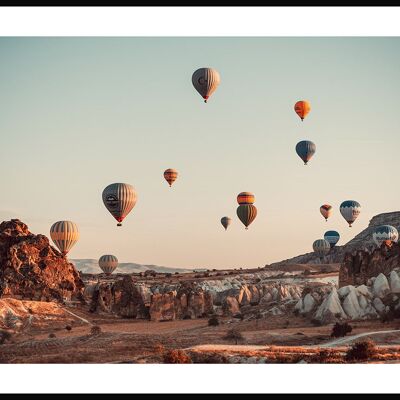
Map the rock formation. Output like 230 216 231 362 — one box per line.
295 268 400 324
0 219 84 303
88 272 307 321
339 242 400 287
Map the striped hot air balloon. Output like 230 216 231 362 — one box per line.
320 204 333 222
192 68 220 103
296 140 316 165
102 183 137 226
237 192 255 205
99 255 118 275
164 169 178 187
372 225 399 247
324 230 340 248
313 239 330 257
50 221 79 256
340 200 361 227
294 100 311 121
220 216 232 231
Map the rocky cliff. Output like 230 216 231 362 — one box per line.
270 211 400 266
88 272 312 321
0 219 84 302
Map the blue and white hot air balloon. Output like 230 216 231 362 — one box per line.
324 230 340 248
313 239 331 257
372 225 399 247
295 140 316 165
340 200 361 227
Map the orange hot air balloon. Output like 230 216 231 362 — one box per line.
164 169 178 187
237 192 255 205
294 100 311 121
320 204 333 222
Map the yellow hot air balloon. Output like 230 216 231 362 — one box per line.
164 169 178 187
192 68 220 103
320 204 333 222
50 221 79 256
99 255 118 275
294 100 311 121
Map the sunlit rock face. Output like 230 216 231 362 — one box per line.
0 219 84 303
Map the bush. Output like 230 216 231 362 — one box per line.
3 311 18 329
208 315 220 326
331 322 353 338
0 330 12 345
223 329 244 345
65 325 72 332
90 325 102 336
311 318 322 327
233 313 244 321
346 339 377 361
182 314 192 320
191 352 228 364
48 333 56 339
163 349 192 364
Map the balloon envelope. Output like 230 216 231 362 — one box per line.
372 225 399 247
50 221 79 256
324 230 340 248
221 216 232 231
164 169 178 187
340 200 361 227
99 254 118 275
296 140 316 165
294 100 311 121
313 239 330 256
320 204 333 221
236 204 257 230
192 68 220 102
237 192 255 205
102 183 137 226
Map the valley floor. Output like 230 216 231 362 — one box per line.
1 300 400 364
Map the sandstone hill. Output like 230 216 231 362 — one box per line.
0 219 84 303
269 211 400 266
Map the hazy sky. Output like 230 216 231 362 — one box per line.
1 37 400 269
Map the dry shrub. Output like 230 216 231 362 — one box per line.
312 349 342 363
90 325 102 336
65 325 72 332
208 315 220 326
191 352 228 364
331 322 352 338
153 343 165 355
48 333 56 339
163 349 192 364
346 339 377 361
223 329 244 345
0 330 12 345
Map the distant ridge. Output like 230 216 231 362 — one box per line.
268 211 400 266
72 259 194 275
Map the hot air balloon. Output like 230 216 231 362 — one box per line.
372 225 399 247
50 221 79 256
237 205 257 230
164 169 178 187
320 204 333 222
99 255 118 275
237 192 255 205
295 140 316 165
340 200 361 227
220 216 232 231
313 239 330 257
192 68 220 103
324 230 340 248
102 183 137 226
294 100 311 121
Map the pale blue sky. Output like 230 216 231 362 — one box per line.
1 37 400 268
